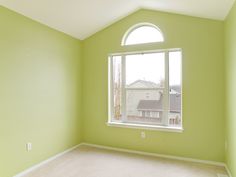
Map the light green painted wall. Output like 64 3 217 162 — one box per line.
82 9 225 162
0 7 82 177
224 1 236 177
0 6 228 177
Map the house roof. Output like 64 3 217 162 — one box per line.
137 100 162 111
127 80 160 88
170 85 181 93
170 94 181 112
137 94 181 113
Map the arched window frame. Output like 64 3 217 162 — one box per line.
121 22 165 46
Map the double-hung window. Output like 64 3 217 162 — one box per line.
108 49 182 131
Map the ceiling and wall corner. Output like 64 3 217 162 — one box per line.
0 0 235 40
0 1 235 177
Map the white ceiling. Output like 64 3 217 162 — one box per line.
0 0 235 40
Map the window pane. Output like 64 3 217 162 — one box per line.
126 53 165 85
125 26 164 45
169 51 182 127
125 53 165 125
112 56 122 121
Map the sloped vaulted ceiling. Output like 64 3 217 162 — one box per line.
0 0 235 40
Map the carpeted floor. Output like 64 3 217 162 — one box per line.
23 145 228 177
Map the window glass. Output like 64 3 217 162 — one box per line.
169 51 182 127
112 56 122 121
109 50 182 130
125 53 165 125
123 25 164 45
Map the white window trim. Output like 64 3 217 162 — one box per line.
106 122 184 133
108 48 183 132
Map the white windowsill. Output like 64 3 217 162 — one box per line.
106 122 184 133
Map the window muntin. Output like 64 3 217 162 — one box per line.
122 23 164 46
109 50 182 130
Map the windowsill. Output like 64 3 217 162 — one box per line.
106 121 184 133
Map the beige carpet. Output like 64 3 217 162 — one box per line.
23 145 227 177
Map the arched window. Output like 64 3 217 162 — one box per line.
109 22 182 131
122 23 164 46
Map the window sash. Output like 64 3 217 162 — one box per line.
108 49 181 127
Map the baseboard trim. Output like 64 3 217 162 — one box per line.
225 165 232 177
13 142 231 177
82 142 226 167
13 143 82 177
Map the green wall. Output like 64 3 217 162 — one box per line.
224 1 236 177
82 9 225 162
0 6 82 177
0 5 229 177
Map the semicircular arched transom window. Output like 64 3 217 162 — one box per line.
122 23 164 46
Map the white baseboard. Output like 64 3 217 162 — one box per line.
225 165 232 177
13 142 232 177
217 174 229 177
13 143 82 177
82 142 226 167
